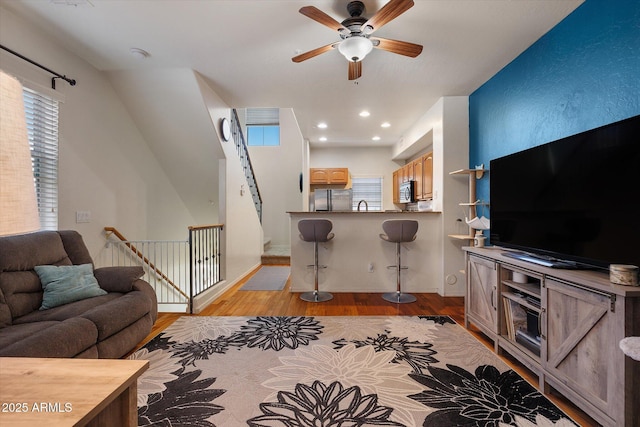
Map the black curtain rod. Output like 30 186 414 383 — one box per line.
1 44 76 89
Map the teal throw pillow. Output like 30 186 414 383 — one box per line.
35 263 107 310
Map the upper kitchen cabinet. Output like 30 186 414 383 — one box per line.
392 170 400 204
421 152 433 200
401 162 414 183
310 168 349 185
413 157 423 198
394 151 433 201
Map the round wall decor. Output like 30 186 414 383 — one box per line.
220 118 231 142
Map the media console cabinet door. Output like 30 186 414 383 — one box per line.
467 255 498 333
544 278 622 424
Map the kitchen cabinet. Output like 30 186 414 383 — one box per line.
393 151 433 201
421 152 433 199
413 157 423 199
412 152 433 200
401 163 413 183
464 247 640 427
309 168 349 185
392 170 400 204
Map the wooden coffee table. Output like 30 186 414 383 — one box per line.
0 357 148 427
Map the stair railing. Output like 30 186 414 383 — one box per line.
104 224 223 313
231 109 262 222
104 227 188 301
189 224 223 305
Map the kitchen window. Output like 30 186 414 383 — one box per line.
351 176 383 211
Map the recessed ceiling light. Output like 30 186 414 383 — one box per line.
317 122 327 129
372 136 381 141
319 137 327 142
381 122 391 128
359 110 370 118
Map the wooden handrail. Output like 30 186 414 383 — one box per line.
188 224 224 231
104 227 189 300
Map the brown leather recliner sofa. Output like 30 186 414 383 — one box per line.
0 230 157 358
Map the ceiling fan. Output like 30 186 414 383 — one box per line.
292 0 423 80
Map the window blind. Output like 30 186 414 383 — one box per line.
351 176 383 211
246 108 279 126
23 87 59 230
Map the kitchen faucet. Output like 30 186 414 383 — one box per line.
357 200 368 211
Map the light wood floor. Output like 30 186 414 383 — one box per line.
138 265 597 426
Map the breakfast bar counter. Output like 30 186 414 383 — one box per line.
288 211 446 294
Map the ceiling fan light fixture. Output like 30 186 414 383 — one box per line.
338 37 373 62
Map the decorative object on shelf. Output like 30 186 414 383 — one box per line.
220 117 231 142
619 336 640 361
610 264 638 286
473 231 486 247
466 214 490 230
512 272 528 284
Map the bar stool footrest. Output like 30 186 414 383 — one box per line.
382 292 416 304
300 291 333 302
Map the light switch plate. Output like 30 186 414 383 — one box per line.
76 210 91 223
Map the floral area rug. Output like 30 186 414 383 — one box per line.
130 316 576 426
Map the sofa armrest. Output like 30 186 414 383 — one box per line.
133 279 158 323
93 266 144 293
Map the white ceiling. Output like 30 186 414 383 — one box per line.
1 0 583 147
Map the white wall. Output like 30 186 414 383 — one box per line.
248 108 305 247
310 146 399 210
107 68 223 232
0 5 194 260
195 74 263 308
392 96 470 296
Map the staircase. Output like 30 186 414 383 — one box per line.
261 238 290 265
230 109 262 222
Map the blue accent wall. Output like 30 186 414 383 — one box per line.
469 0 640 206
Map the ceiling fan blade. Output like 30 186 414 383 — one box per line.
292 43 338 63
348 61 362 80
299 6 350 34
371 37 423 58
361 0 414 34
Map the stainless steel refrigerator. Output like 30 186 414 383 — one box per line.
314 189 353 211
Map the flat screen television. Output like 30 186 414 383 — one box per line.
489 114 640 270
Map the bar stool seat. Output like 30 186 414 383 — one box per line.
380 220 418 303
298 219 334 302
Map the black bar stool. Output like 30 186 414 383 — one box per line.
298 219 334 302
380 219 418 303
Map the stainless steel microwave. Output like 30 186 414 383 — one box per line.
399 181 415 203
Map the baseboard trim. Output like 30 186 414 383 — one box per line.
191 262 261 313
